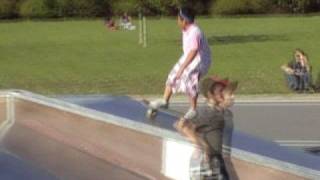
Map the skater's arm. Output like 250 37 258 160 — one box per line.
174 118 209 150
175 49 198 79
178 121 210 155
182 49 198 70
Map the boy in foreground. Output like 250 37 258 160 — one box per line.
175 76 238 180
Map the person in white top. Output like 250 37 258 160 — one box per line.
150 7 212 120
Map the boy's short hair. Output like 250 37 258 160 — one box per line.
200 76 238 98
179 7 195 23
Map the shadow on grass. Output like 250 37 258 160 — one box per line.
208 34 289 45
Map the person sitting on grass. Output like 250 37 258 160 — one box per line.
105 17 117 31
281 48 312 92
175 76 238 180
119 12 136 30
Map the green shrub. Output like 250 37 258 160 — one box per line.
57 0 102 17
19 0 52 18
73 0 97 17
212 0 270 15
270 0 320 13
2 0 320 19
109 0 212 16
291 0 320 13
110 0 139 15
0 0 20 18
94 0 111 17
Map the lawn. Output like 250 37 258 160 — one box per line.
1 16 320 95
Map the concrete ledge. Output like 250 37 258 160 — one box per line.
151 94 320 103
2 90 320 179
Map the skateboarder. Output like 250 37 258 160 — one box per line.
148 7 212 120
175 76 238 180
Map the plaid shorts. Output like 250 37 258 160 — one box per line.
166 54 210 98
189 153 229 180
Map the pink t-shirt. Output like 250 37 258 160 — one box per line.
166 24 212 97
182 23 211 70
183 24 200 53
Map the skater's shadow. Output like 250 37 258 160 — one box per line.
223 109 239 180
208 34 288 45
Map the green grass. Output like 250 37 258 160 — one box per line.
1 16 320 95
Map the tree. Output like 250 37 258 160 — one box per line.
94 0 112 17
0 0 21 18
292 0 320 13
20 0 50 18
56 0 97 17
271 0 320 13
212 0 270 14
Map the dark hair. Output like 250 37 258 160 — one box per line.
178 7 195 23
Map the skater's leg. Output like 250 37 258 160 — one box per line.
163 85 173 103
149 85 172 109
190 93 198 110
184 94 198 120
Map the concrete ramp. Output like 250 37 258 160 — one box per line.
0 90 319 180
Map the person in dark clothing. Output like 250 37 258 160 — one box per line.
105 17 117 31
281 49 312 92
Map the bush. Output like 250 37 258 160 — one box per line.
110 0 166 16
0 0 20 19
291 0 320 13
270 0 320 13
56 0 100 17
212 0 270 15
182 0 214 15
2 0 319 19
19 0 58 18
56 0 74 17
111 0 138 15
72 0 97 17
109 0 214 16
155 0 214 15
94 0 112 17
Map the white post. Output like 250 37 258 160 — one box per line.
143 16 147 48
139 12 143 45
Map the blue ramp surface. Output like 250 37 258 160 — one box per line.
0 150 57 180
64 96 178 131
